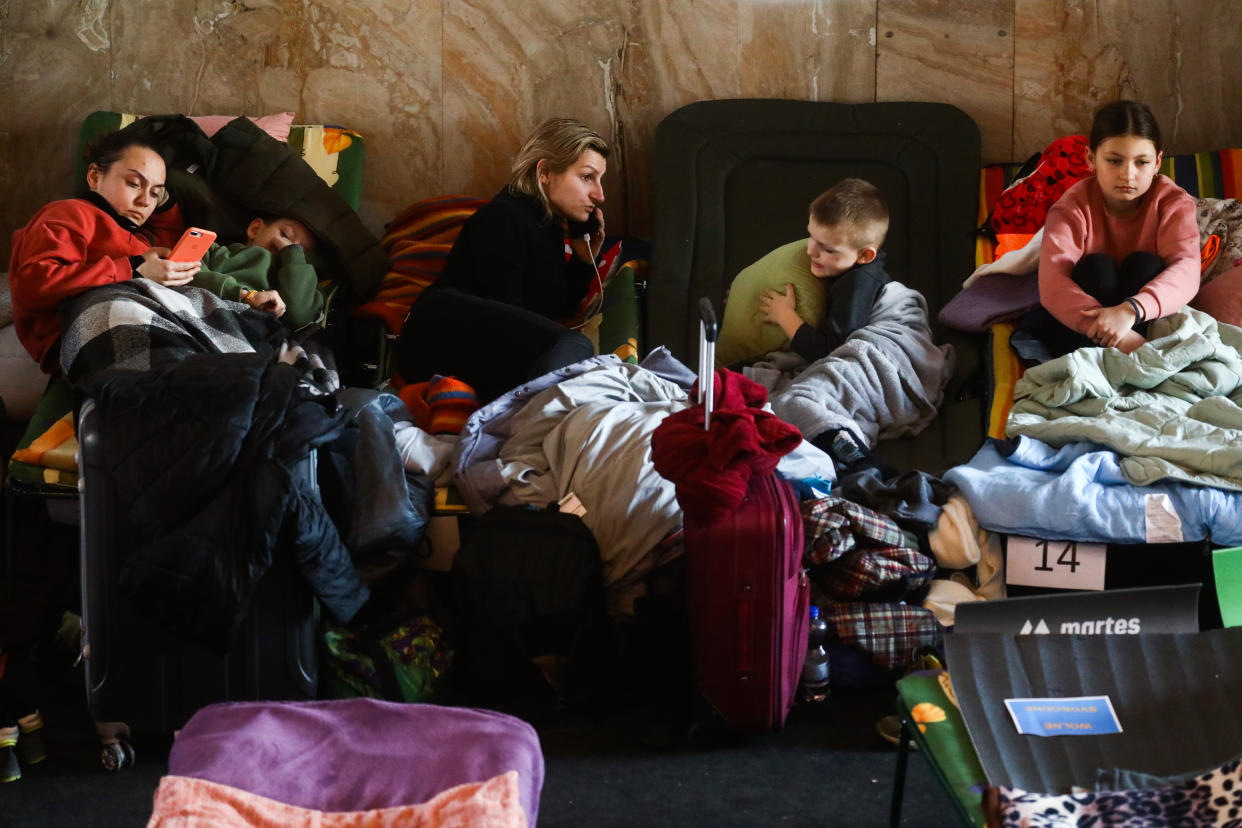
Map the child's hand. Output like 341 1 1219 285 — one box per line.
136 248 199 286
759 283 798 324
1083 303 1139 349
244 289 287 317
1116 329 1146 354
759 284 804 341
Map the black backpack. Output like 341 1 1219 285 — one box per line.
449 504 615 720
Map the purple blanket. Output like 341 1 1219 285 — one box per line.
937 271 1040 332
167 698 544 824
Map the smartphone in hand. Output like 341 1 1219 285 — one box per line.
567 209 601 239
168 227 217 263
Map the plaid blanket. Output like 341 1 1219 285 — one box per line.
61 280 289 381
823 602 943 675
801 496 936 602
802 495 942 675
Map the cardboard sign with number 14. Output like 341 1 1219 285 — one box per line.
1006 536 1107 591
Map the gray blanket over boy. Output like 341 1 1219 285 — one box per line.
762 281 954 446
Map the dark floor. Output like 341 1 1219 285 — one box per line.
0 421 957 828
3 643 954 828
0 513 956 828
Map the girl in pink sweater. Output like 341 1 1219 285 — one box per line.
1026 100 1199 356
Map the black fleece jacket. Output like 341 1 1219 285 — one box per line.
790 252 892 363
436 188 594 322
82 353 367 653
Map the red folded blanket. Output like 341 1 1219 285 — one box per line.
651 368 801 522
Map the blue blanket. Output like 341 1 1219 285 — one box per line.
945 436 1242 545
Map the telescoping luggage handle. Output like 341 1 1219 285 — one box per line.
698 297 718 431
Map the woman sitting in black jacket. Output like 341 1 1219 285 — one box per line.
397 117 609 402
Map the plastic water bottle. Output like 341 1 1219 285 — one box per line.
799 605 830 703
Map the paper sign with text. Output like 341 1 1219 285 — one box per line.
1004 695 1122 737
953 583 1200 636
1005 536 1107 590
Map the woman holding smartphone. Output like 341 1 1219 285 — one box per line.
396 117 609 403
9 130 198 373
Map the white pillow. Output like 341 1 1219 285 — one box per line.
0 322 49 421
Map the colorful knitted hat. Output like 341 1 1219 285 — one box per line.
425 375 479 435
398 381 432 431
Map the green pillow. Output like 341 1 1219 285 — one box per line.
716 238 827 367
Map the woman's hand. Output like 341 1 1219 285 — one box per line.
568 208 606 263
135 248 199 286
1083 302 1140 349
243 289 286 317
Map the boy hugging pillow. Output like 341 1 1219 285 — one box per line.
716 178 890 368
715 239 829 367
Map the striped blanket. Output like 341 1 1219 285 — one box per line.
356 195 487 334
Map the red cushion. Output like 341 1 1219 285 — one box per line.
990 135 1092 235
1192 264 1242 326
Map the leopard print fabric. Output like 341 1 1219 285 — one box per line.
998 753 1242 826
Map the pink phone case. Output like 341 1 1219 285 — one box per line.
168 227 217 263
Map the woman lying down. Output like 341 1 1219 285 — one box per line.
7 129 421 651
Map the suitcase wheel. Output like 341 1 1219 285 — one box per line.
100 738 135 772
687 693 747 748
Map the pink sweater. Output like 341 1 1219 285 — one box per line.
1038 174 1200 334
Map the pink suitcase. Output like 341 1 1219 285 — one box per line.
681 298 810 731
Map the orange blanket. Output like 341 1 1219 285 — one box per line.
147 770 527 828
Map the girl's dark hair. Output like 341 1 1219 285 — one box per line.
83 129 162 172
1090 100 1163 152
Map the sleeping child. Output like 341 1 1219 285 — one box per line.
190 215 327 330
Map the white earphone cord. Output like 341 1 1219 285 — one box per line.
569 232 604 330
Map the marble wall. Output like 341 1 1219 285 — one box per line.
3 0 1241 264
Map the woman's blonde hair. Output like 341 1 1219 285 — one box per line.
507 117 609 222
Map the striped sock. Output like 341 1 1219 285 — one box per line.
425 375 479 435
398 381 432 432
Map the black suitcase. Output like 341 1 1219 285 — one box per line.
78 398 320 736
